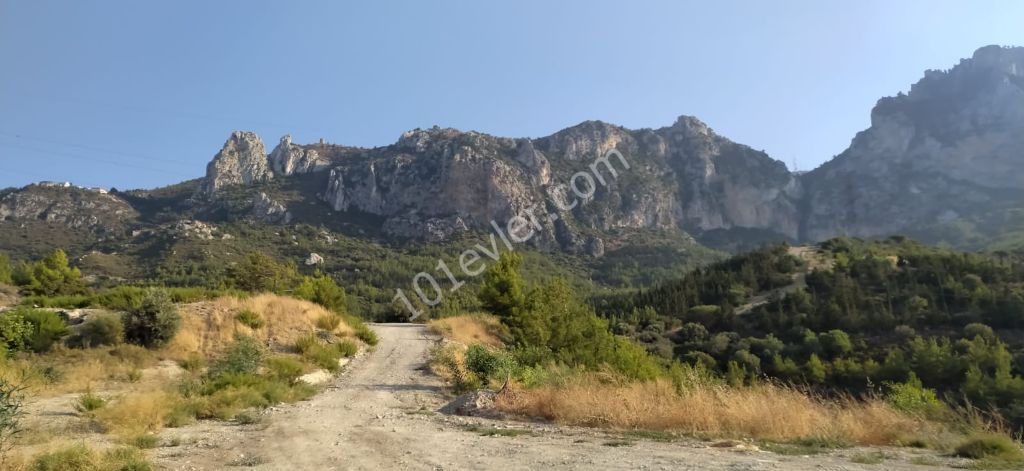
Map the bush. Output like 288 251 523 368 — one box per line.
294 333 356 372
29 444 153 471
954 433 1024 461
20 309 69 353
353 324 378 346
0 312 32 354
235 309 264 330
123 289 181 348
210 336 264 377
885 373 945 418
67 312 124 348
336 340 358 358
295 274 348 313
315 314 342 332
75 389 106 413
265 357 305 385
464 344 500 380
0 378 25 460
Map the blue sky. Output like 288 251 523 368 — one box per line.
1 0 1023 189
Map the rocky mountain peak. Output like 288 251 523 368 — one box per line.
802 45 1024 246
269 134 330 176
198 131 272 197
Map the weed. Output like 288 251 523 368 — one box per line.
234 309 265 330
850 451 887 464
75 389 106 413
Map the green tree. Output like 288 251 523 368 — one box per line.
294 273 348 313
478 252 526 320
804 354 827 384
228 252 299 293
819 329 853 359
17 249 84 296
123 289 181 348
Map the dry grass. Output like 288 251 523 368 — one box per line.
165 294 353 359
93 390 177 437
495 376 930 445
428 314 504 347
0 344 159 397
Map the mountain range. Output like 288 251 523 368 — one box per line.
2 45 1024 289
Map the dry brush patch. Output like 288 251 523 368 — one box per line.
495 376 932 446
428 314 505 347
165 294 353 359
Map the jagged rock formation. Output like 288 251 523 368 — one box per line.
4 45 1024 255
198 131 273 196
269 135 331 176
802 45 1024 247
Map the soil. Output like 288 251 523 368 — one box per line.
150 324 964 470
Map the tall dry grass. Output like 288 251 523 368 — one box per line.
428 314 505 347
495 376 930 445
165 293 352 358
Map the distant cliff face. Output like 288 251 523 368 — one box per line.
198 131 274 196
0 185 138 234
802 45 1024 246
4 45 1023 255
317 117 800 248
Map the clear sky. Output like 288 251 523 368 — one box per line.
1 0 1023 190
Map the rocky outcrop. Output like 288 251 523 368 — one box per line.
320 119 801 247
801 45 1024 246
0 185 138 235
269 135 331 176
198 131 273 196
248 192 292 224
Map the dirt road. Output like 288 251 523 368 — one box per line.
155 324 956 470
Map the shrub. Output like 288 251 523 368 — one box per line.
431 345 479 393
20 309 69 353
127 434 159 449
265 357 305 385
123 288 181 348
178 353 206 373
953 433 1024 461
0 313 32 354
295 273 348 313
885 373 945 418
0 378 25 461
67 312 124 348
29 444 97 471
353 324 378 346
315 314 342 332
75 389 106 413
235 309 264 330
465 344 500 380
336 340 358 358
29 444 153 471
210 336 264 377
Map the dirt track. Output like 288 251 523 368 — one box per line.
155 324 957 470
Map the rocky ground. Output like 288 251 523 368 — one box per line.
151 324 963 470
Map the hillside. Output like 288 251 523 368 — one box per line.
598 237 1024 427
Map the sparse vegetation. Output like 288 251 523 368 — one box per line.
234 309 264 329
75 389 106 413
66 312 124 348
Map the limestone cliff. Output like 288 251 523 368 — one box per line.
801 45 1024 247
